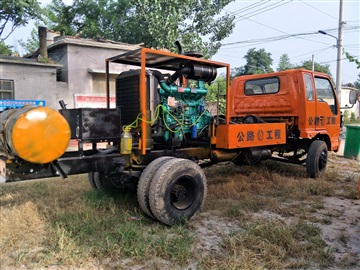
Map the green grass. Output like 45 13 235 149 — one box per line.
0 177 194 268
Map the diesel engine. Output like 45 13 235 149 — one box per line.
116 61 217 147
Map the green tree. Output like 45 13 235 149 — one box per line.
350 112 356 121
44 0 90 37
0 40 13 55
44 0 235 58
18 26 39 54
0 0 42 42
205 76 226 114
277 53 293 71
232 48 273 76
343 49 360 69
354 74 360 90
295 60 332 77
230 67 244 80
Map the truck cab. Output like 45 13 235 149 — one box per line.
231 69 341 152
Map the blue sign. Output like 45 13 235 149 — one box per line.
0 99 46 111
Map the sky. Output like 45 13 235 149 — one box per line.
4 0 360 84
212 0 360 84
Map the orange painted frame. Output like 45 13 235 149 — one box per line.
106 47 231 155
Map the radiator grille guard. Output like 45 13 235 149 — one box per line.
116 70 159 125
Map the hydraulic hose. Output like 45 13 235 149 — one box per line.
166 66 192 85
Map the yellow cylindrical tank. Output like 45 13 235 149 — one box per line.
0 106 71 164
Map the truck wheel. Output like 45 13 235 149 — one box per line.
88 171 133 193
149 158 207 226
88 172 98 189
306 140 328 178
137 156 174 219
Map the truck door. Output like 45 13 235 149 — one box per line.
314 76 338 134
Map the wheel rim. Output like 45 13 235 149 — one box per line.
170 176 197 210
319 149 327 172
107 172 125 189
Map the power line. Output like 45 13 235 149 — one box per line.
233 0 293 23
299 0 338 20
220 25 359 48
227 0 272 17
221 31 318 46
291 46 334 60
228 1 338 46
320 55 360 65
232 0 281 19
217 46 335 62
225 1 358 51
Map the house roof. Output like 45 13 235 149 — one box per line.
24 36 142 59
341 86 360 92
48 36 142 51
0 55 62 68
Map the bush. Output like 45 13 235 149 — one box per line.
350 112 356 121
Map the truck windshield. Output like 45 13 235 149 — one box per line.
314 77 337 114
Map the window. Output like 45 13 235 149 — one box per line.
244 77 279 95
304 74 314 101
314 77 337 114
56 68 62 82
0 80 14 99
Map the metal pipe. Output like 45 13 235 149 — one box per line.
38 26 48 59
140 49 147 154
105 60 110 109
159 82 207 95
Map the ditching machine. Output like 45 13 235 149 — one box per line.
0 47 358 225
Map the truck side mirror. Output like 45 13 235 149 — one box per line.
349 90 359 105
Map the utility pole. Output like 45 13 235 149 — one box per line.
336 0 344 103
312 54 315 71
318 0 344 104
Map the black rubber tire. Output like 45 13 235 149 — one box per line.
137 156 174 219
149 158 207 226
88 172 98 190
88 171 130 193
306 140 328 178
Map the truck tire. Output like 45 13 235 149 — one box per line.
137 156 174 219
88 171 115 192
149 158 207 226
88 171 134 193
88 172 98 189
306 140 328 178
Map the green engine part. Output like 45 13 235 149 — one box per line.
159 81 212 141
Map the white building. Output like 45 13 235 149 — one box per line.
1 30 141 110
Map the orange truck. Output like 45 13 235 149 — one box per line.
222 69 343 177
0 47 358 225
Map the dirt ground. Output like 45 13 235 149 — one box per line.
320 148 360 269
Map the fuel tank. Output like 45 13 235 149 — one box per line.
0 106 71 164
